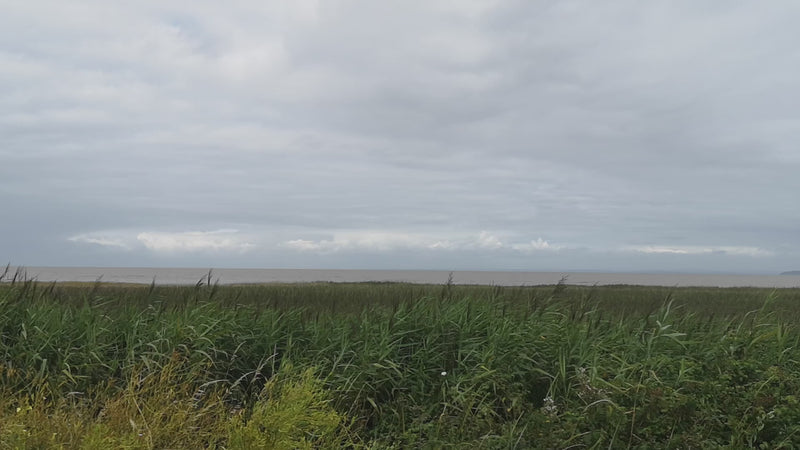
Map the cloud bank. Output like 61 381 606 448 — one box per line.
69 230 254 253
283 231 557 253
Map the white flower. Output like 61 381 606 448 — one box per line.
541 395 558 416
441 371 447 376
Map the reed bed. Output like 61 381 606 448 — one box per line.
2 269 800 448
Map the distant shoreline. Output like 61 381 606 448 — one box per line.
3 267 799 288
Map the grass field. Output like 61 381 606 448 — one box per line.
2 270 800 448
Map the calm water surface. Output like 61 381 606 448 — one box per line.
6 267 800 288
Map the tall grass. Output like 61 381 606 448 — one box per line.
1 273 800 447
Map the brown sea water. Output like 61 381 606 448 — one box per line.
5 267 800 288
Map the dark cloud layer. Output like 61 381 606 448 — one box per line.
2 1 798 273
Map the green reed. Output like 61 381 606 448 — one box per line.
1 277 800 448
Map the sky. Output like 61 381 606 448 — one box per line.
1 1 798 274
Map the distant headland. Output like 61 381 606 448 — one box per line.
781 271 800 275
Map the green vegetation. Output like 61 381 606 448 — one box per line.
2 270 800 448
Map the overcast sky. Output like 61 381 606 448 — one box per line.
2 1 798 274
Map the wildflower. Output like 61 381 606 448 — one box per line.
441 371 447 376
541 395 558 416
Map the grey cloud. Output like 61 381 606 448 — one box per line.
1 1 798 273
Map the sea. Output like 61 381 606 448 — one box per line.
4 267 800 288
